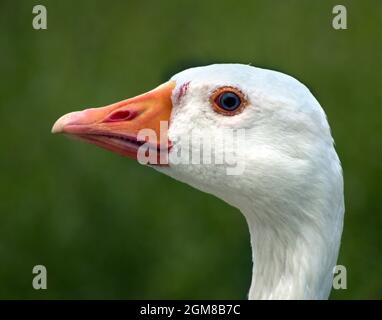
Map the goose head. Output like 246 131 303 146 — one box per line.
52 64 344 299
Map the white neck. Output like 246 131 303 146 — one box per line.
156 154 344 300
241 205 341 300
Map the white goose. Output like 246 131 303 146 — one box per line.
52 64 344 300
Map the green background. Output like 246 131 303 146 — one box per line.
0 0 381 299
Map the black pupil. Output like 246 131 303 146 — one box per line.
219 92 241 111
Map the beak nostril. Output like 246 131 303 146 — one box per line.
104 110 137 122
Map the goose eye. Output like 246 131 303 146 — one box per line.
217 92 241 111
211 87 247 116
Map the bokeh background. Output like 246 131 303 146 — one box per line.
0 0 381 299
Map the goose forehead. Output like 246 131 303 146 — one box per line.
171 64 254 82
170 64 313 103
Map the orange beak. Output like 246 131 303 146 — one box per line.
52 81 175 165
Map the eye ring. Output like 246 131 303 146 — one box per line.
210 87 247 116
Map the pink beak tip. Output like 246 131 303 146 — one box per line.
51 111 83 134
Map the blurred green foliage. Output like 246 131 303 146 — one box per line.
0 0 381 299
